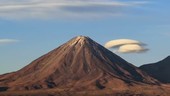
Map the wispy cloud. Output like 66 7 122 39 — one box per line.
0 39 19 45
0 0 148 19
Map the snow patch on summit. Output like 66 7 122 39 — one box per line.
70 36 88 46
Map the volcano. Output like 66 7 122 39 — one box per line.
0 36 158 92
140 56 170 83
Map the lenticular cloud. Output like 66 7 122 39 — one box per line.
118 44 148 53
104 39 148 53
105 39 141 48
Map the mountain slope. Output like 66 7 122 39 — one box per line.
0 36 158 91
140 56 170 83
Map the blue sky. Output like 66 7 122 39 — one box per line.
0 0 170 74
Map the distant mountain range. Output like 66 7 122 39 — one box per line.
0 36 169 96
140 56 170 83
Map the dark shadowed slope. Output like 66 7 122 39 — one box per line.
140 56 170 83
0 36 158 91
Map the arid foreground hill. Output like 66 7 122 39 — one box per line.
140 56 170 83
0 36 169 96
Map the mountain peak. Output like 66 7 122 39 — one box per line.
69 36 91 46
75 35 89 42
76 35 89 39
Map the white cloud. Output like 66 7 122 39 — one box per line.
118 44 148 53
104 39 148 53
0 0 148 19
0 39 19 45
104 39 141 48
